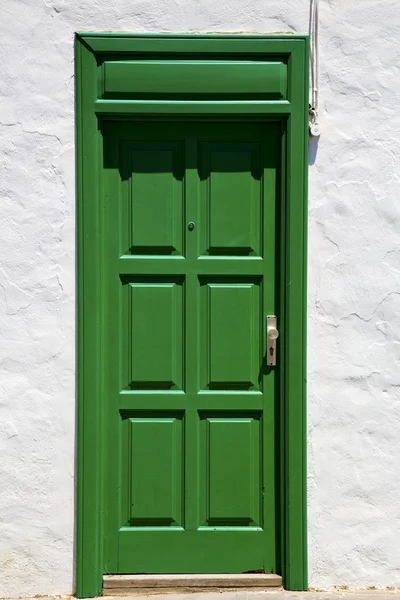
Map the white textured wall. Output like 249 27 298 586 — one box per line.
1 0 399 596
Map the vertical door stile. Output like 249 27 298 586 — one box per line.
184 132 200 533
261 123 279 568
104 120 122 573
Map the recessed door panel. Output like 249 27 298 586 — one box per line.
122 414 184 527
124 141 184 255
125 279 184 390
199 279 261 391
199 141 262 256
199 413 262 527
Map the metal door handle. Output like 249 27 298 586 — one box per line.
267 315 279 366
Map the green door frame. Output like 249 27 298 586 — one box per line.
75 32 309 597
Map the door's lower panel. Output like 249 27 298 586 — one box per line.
199 413 262 528
117 409 274 573
118 530 273 573
124 414 184 527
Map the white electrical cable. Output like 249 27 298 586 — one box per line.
310 0 318 112
309 0 320 136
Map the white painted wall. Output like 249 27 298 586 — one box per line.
1 0 399 596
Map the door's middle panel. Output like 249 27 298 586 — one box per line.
199 278 262 392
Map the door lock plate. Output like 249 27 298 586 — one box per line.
267 315 279 367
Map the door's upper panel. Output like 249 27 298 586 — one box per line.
102 60 287 100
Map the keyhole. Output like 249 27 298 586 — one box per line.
188 222 195 231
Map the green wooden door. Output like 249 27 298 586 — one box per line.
103 119 280 574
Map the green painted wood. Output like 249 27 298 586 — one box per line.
201 416 261 525
127 415 184 525
103 120 279 574
127 142 184 255
104 61 286 99
75 33 308 596
75 37 104 598
94 99 291 115
199 140 262 255
201 282 260 388
80 34 303 55
118 256 264 276
281 41 309 592
128 281 184 389
118 393 265 411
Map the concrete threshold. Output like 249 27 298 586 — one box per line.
3 591 400 600
103 574 283 596
101 593 400 600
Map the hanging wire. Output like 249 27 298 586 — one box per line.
309 0 320 135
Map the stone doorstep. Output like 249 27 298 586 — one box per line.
103 575 283 595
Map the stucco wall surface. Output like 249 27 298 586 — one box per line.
1 0 400 596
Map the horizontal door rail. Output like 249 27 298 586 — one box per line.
94 99 292 115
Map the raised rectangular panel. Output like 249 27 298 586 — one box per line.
128 280 184 390
199 141 262 256
126 141 184 255
200 413 261 527
200 280 261 390
104 61 287 99
127 414 183 526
